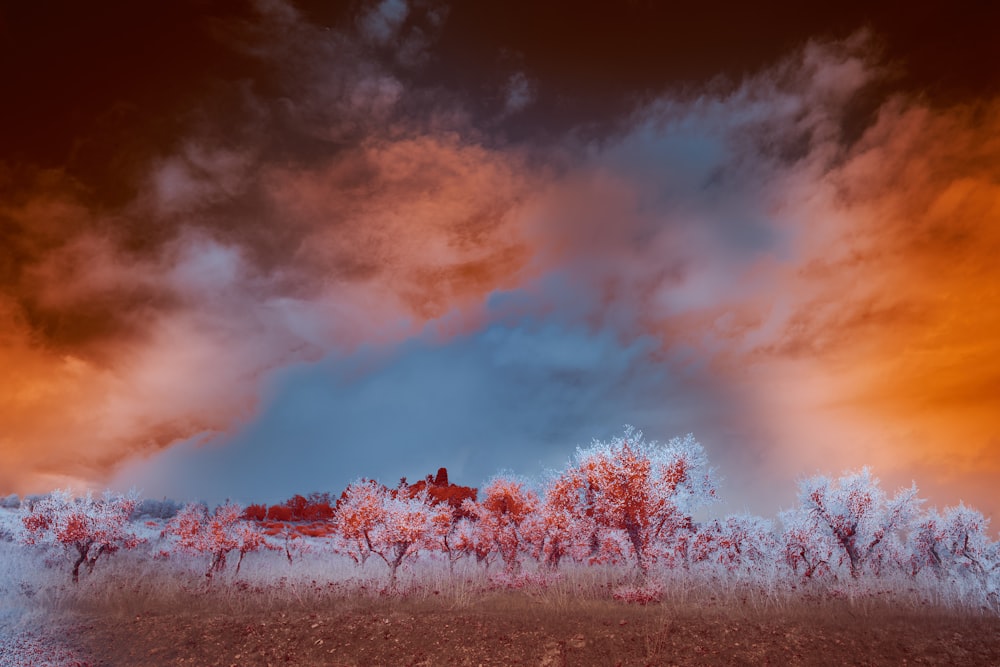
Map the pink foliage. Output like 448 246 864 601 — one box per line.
21 489 143 583
334 479 451 583
551 426 717 572
523 469 597 569
11 433 1000 608
162 502 268 578
466 477 539 573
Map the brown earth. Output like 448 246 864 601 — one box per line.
48 600 1000 667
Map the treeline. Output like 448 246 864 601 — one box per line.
7 428 1000 609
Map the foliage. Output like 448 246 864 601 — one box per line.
334 479 451 583
402 468 478 519
465 477 539 573
783 468 920 578
162 502 268 578
21 489 143 583
553 426 718 572
6 429 1000 612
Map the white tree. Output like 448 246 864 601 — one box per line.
692 514 778 577
784 468 920 578
909 503 995 580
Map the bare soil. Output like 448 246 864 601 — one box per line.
41 600 1000 666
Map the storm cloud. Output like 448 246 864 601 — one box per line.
1 2 997 522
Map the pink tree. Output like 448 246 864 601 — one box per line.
162 502 268 578
523 469 596 569
466 477 539 573
334 480 451 584
21 489 143 583
442 514 491 569
554 427 717 573
785 468 920 578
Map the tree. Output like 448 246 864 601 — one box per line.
692 514 777 576
786 468 920 578
523 469 596 569
553 427 717 573
400 468 479 570
21 489 143 583
162 502 268 578
780 513 836 580
909 503 995 581
466 477 539 573
334 479 451 584
443 513 491 568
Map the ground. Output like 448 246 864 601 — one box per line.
7 598 1000 666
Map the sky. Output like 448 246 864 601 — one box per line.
1 1 998 521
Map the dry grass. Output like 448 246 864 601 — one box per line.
3 538 999 665
7 541 994 620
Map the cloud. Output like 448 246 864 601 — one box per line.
504 72 535 114
0 1 534 496
359 0 409 47
1 7 997 524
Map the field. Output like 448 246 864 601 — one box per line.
39 595 1000 666
2 534 999 667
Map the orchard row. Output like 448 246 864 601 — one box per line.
11 428 1000 603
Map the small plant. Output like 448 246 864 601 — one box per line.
612 582 663 605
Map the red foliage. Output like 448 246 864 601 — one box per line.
296 493 335 521
243 504 267 521
246 493 336 524
266 505 293 522
402 468 478 520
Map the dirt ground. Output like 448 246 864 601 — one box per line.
33 601 1000 667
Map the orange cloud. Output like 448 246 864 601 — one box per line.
732 97 1000 517
0 134 534 496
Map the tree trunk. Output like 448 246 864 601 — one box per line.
626 524 646 575
71 546 87 584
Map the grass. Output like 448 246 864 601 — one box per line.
4 536 994 622
4 535 998 666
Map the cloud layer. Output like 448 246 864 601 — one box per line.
1 4 997 522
